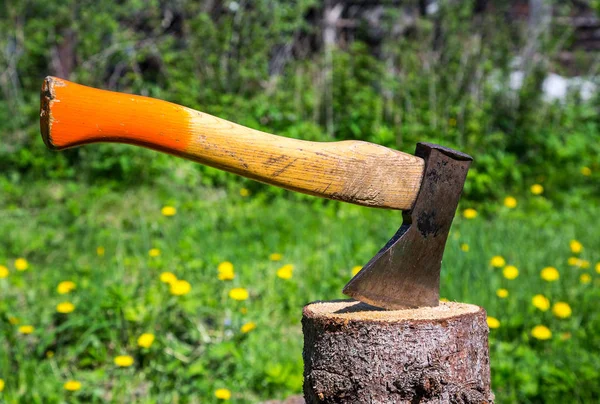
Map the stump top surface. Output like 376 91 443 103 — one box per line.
303 299 481 323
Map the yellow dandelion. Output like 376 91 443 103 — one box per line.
114 355 134 367
463 208 477 219
595 262 600 274
496 288 509 298
269 253 282 261
0 378 4 392
486 316 500 329
490 256 506 268
57 281 76 294
170 280 191 296
503 196 517 208
568 257 581 267
218 261 235 281
14 258 29 271
503 265 519 280
149 248 161 257
460 243 469 252
530 184 544 195
570 240 583 254
239 188 250 197
215 388 232 400
560 332 572 341
540 267 559 282
229 288 249 301
96 246 105 256
161 206 177 216
351 266 362 276
63 380 81 391
240 307 248 314
531 325 552 340
18 325 34 334
580 273 591 284
137 333 155 348
8 316 19 325
0 265 9 279
532 294 550 311
56 302 75 314
581 167 592 176
552 302 572 319
580 260 590 269
160 272 177 284
240 322 256 333
276 264 294 280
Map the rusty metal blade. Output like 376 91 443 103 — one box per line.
343 143 472 309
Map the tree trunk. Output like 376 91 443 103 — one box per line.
302 300 494 403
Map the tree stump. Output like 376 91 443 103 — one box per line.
302 300 493 403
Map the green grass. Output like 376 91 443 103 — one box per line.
1 178 599 403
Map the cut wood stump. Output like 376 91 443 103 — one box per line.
302 300 494 403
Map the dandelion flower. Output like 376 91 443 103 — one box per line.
486 316 500 329
137 333 155 348
503 196 517 208
160 272 177 284
149 248 161 257
215 388 232 400
240 322 256 333
531 325 552 340
276 264 294 280
570 240 583 254
496 288 509 298
57 281 76 294
170 280 191 296
0 265 8 278
96 246 105 256
14 258 28 271
8 316 19 325
580 260 590 269
595 262 600 274
503 265 519 280
490 256 506 268
218 261 235 281
56 302 75 314
240 307 248 314
463 208 477 219
229 288 249 301
351 266 362 276
114 355 134 367
530 184 544 195
581 167 592 176
239 188 250 197
540 267 559 282
580 273 591 284
552 302 572 319
532 294 550 311
18 325 34 334
269 253 282 261
568 257 581 267
161 206 177 216
63 380 81 391
0 378 4 392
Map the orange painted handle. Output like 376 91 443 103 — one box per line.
40 76 424 210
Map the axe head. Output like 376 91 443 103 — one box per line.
343 143 472 309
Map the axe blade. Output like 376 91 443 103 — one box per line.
343 143 473 309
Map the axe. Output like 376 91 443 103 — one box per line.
39 76 472 310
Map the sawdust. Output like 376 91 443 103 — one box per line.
304 299 481 322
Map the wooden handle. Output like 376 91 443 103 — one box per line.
40 76 424 209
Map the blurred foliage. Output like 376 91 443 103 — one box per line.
0 0 598 203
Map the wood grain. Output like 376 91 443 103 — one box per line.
40 76 424 210
302 300 494 403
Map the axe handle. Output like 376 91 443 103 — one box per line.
40 76 424 210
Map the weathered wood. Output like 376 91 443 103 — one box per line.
302 300 494 403
40 76 424 210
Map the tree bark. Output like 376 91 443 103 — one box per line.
302 300 494 403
